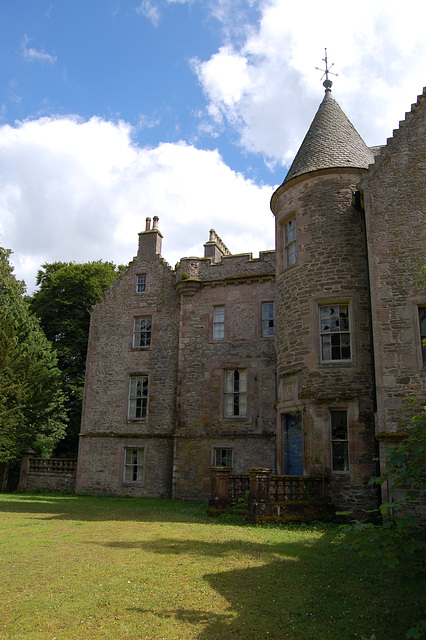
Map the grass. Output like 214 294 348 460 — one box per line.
0 493 423 640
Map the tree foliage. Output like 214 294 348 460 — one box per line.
342 400 426 575
29 260 124 456
0 248 67 461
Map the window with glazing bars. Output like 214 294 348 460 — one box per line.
262 302 274 337
330 410 349 472
419 307 426 365
133 316 152 348
214 448 233 468
136 274 146 293
124 448 144 482
284 217 296 267
320 304 351 361
224 369 247 417
128 376 148 419
213 306 225 340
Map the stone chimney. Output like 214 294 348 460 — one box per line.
204 229 231 263
137 216 163 259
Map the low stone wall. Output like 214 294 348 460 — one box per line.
18 451 77 492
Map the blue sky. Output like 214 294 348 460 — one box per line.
0 0 425 290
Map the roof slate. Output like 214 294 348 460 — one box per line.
284 91 375 183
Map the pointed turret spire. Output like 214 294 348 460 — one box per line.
283 92 374 184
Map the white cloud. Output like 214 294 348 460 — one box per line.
0 116 274 292
22 34 57 64
194 0 426 166
135 1 161 27
192 47 250 110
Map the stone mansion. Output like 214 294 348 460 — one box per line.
76 85 425 512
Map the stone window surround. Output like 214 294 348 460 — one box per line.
136 274 147 293
319 303 351 362
130 308 155 351
277 210 297 272
213 305 225 341
127 373 149 422
330 409 349 473
417 305 426 368
132 315 152 349
223 368 248 419
327 402 359 475
261 301 274 338
314 297 355 366
213 447 234 469
122 446 145 486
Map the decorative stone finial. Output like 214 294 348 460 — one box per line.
315 48 338 93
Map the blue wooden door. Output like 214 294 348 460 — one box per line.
284 412 303 475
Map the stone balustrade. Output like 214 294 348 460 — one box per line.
18 451 77 492
209 466 330 520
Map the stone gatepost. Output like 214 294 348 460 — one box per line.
209 466 231 508
248 467 273 521
18 449 35 491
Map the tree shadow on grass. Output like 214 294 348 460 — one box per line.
119 532 420 640
1 494 423 638
100 535 422 640
0 493 212 523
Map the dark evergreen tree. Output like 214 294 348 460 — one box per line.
0 248 67 461
29 260 124 456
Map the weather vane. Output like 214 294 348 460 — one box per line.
315 48 338 92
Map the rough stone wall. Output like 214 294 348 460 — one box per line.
176 250 275 283
272 169 376 510
362 90 426 433
76 230 179 497
77 234 277 500
173 253 276 500
26 473 76 492
173 435 275 500
77 436 173 497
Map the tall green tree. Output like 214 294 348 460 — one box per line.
0 248 67 461
29 260 124 456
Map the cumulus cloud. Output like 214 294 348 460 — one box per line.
194 0 426 166
0 116 274 292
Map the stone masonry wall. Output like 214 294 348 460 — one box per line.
76 230 180 497
173 252 276 500
272 170 376 509
273 171 373 399
173 435 275 501
362 90 426 433
77 436 173 497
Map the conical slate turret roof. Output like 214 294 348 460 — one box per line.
284 90 374 183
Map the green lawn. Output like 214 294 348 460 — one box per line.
0 494 423 640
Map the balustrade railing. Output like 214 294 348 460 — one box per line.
29 458 77 474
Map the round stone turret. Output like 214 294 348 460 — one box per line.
271 89 376 511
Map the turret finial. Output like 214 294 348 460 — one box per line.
315 48 338 92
